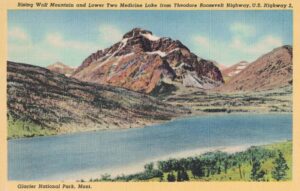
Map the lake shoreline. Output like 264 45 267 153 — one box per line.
42 143 254 181
7 111 292 140
67 140 291 181
8 114 292 181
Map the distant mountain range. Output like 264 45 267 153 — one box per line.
218 45 292 92
221 61 249 82
45 28 292 94
7 28 293 138
215 63 227 70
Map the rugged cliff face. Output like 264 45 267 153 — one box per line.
217 45 292 92
7 61 189 138
72 28 224 95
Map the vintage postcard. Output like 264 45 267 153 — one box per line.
0 0 299 191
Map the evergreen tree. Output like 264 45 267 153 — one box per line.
251 159 260 180
172 159 183 171
224 159 228 174
100 173 111 181
179 158 190 170
167 172 176 182
272 151 289 181
190 159 205 178
158 160 172 173
251 159 265 181
176 171 182 182
217 166 221 174
144 162 154 172
181 170 189 181
238 163 243 179
208 158 217 175
159 172 164 182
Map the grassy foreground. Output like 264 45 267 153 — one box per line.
8 116 56 139
86 141 292 182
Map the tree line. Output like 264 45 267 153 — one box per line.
86 145 289 182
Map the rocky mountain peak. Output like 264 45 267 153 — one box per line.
123 28 154 39
72 28 224 95
279 45 292 57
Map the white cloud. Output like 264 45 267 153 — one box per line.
193 35 210 48
229 22 282 54
98 24 123 45
8 27 30 42
8 27 100 67
231 35 282 54
8 37 59 64
8 25 123 67
46 33 98 52
46 33 64 47
230 22 256 37
191 24 283 66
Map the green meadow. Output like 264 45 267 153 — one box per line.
8 116 56 139
87 141 292 182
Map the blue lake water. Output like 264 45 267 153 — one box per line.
8 113 292 181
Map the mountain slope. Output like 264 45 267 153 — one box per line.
217 45 292 92
7 61 189 138
72 28 224 94
47 61 75 77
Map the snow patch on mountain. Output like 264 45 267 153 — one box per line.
146 50 166 57
236 65 247 70
142 33 160 41
183 72 219 89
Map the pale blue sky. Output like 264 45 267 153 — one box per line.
8 10 292 67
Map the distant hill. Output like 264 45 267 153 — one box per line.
72 28 224 95
213 61 227 71
217 45 292 92
221 61 249 82
7 61 188 138
47 61 75 77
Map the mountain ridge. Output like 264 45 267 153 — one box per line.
217 45 292 92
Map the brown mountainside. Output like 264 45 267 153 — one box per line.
8 61 189 138
72 28 224 95
221 61 249 82
217 45 292 92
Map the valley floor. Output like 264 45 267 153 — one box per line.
165 86 292 114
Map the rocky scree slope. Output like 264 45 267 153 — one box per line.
7 61 189 138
